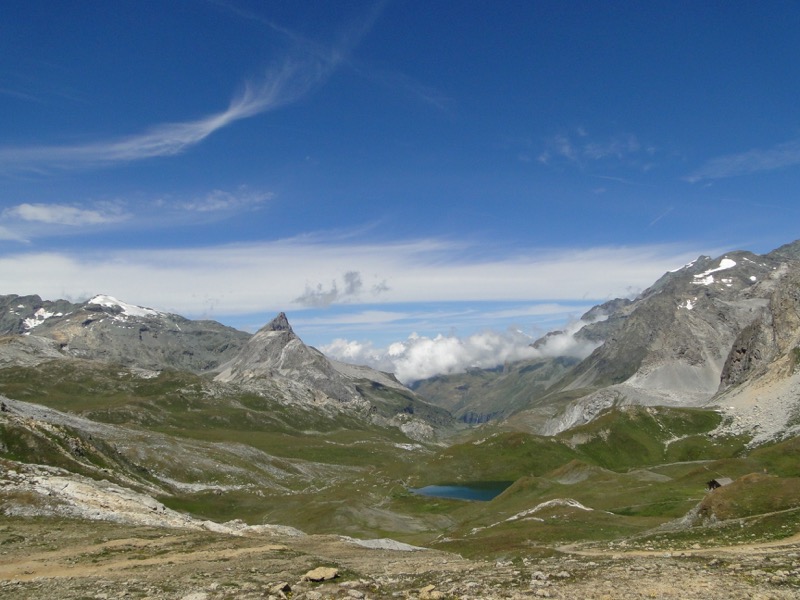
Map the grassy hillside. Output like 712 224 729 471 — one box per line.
3 359 800 560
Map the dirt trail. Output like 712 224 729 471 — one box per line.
0 536 288 581
558 530 800 558
2 519 799 599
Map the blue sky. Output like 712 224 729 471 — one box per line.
2 1 799 381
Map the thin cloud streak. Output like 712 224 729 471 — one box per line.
0 1 388 174
538 130 653 169
175 187 273 213
5 202 129 226
0 187 273 242
686 138 800 182
0 238 708 318
0 60 328 172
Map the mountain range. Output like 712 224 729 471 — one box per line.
2 238 800 581
417 238 800 443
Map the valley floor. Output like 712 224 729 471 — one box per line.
1 518 799 600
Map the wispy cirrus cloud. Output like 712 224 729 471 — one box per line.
685 138 800 183
0 59 329 173
175 187 273 213
214 0 446 112
538 129 655 170
5 202 129 226
0 186 274 243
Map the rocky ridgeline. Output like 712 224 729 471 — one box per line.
0 295 451 437
0 293 250 373
411 240 800 441
541 243 800 434
419 240 800 441
4 238 800 441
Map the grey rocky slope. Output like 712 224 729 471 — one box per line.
0 295 450 433
417 239 800 441
534 240 800 438
214 311 453 433
216 312 373 405
1 294 249 373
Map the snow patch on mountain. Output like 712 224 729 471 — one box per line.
23 307 62 330
88 294 162 318
692 258 737 286
670 257 699 272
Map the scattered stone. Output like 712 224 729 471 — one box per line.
419 583 445 599
302 567 339 582
270 581 291 595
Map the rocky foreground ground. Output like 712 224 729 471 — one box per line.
1 517 799 600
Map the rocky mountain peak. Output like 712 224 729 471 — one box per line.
261 312 293 334
215 312 360 403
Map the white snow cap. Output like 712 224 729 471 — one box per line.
88 295 161 318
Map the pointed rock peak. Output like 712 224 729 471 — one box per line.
262 312 294 334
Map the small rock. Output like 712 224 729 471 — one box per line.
270 581 291 595
303 567 339 582
419 584 445 599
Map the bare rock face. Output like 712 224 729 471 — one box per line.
0 294 250 374
214 313 453 435
0 296 452 436
0 335 66 368
215 312 361 404
533 242 800 438
0 294 77 335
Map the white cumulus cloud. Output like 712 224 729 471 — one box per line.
322 320 601 384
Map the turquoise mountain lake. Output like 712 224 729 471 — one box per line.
411 482 512 501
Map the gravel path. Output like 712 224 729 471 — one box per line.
1 518 799 600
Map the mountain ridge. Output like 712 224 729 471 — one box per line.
415 239 800 443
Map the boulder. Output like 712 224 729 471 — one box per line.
302 566 339 582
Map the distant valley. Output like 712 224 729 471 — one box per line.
2 239 800 598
